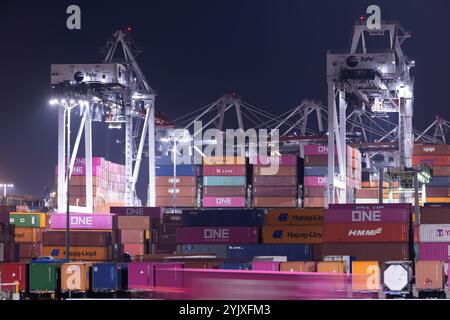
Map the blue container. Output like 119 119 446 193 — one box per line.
182 209 265 226
203 176 246 187
227 244 312 261
428 176 450 187
304 166 339 176
220 262 252 270
92 263 128 292
155 156 196 166
176 244 228 259
156 165 198 176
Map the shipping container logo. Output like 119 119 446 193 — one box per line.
423 147 436 153
272 230 284 239
348 228 382 237
278 214 289 222
437 229 444 237
50 249 60 256
351 210 381 222
204 228 230 240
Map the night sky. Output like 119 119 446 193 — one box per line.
0 0 449 201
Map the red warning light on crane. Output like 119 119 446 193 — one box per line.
127 26 133 33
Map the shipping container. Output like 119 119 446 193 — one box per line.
425 197 450 203
262 226 322 244
156 186 196 197
252 186 297 197
14 227 43 243
182 209 264 226
426 187 450 197
419 243 450 261
279 261 316 272
155 176 197 186
0 206 16 224
203 156 246 166
304 144 330 156
92 263 127 292
253 197 297 208
110 206 163 219
42 246 112 261
413 144 450 155
156 197 196 207
324 204 410 223
155 165 198 176
421 206 450 224
419 224 450 242
203 176 246 187
163 213 182 224
203 165 246 176
253 166 297 176
42 231 112 246
266 208 323 226
121 230 145 244
61 262 91 292
203 197 246 208
0 224 15 242
0 263 27 292
415 261 445 290
303 197 326 208
127 262 155 290
321 243 410 262
304 156 330 166
304 187 326 197
29 262 61 293
124 244 145 256
176 244 228 259
431 167 450 177
228 244 312 261
176 227 259 244
304 166 337 176
2 242 17 262
304 176 327 187
317 261 346 273
427 176 450 187
250 155 297 166
154 262 184 288
351 261 380 291
413 155 450 166
220 263 252 270
252 176 297 187
9 213 45 228
155 155 194 166
50 213 113 230
312 244 323 261
203 186 246 197
252 261 280 271
323 223 409 242
117 216 150 230
18 243 42 258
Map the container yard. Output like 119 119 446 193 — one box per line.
3 1 450 314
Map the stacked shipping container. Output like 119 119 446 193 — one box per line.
418 205 450 261
203 156 246 208
0 206 16 262
117 216 150 256
10 212 46 261
252 155 298 208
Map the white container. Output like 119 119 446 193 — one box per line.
419 224 450 243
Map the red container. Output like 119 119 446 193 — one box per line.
413 155 450 166
203 197 246 208
252 261 280 271
203 186 246 197
155 176 197 186
18 243 42 258
413 144 450 155
304 187 326 197
203 165 246 176
124 244 145 256
421 206 450 224
253 197 297 208
322 243 410 262
419 243 450 261
426 187 450 197
323 223 409 243
176 227 259 244
431 167 450 177
253 176 297 187
251 155 297 166
156 186 196 197
304 176 327 187
121 230 145 244
42 231 112 246
154 262 184 288
324 204 410 223
253 186 297 197
127 262 155 290
4 242 17 262
304 156 329 166
156 197 196 207
0 263 27 292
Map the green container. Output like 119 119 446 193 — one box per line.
9 213 41 227
203 176 246 186
29 262 61 293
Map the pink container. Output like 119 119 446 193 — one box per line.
203 165 246 176
54 157 105 176
203 197 246 208
304 145 330 156
324 204 410 223
176 227 259 244
50 213 113 230
328 204 411 210
251 155 297 166
252 261 280 271
128 262 155 290
419 243 450 261
154 263 184 288
304 176 327 187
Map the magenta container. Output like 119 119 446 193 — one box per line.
203 165 246 176
324 204 410 223
203 197 246 208
252 261 280 271
251 155 297 166
110 206 163 220
50 213 113 230
304 145 330 156
128 262 155 290
304 176 327 187
419 243 450 261
154 263 184 288
176 227 259 244
328 204 411 210
54 157 105 176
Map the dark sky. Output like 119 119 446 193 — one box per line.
0 0 449 200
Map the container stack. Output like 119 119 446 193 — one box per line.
303 144 361 208
413 144 450 204
157 211 182 254
55 157 126 212
203 156 247 208
43 212 118 261
0 206 16 262
322 204 412 262
9 212 46 261
418 205 450 261
355 173 400 203
155 155 198 208
116 215 151 257
252 155 298 208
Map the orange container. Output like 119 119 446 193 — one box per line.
351 261 380 291
266 208 323 226
280 262 316 272
413 144 450 155
303 197 326 208
155 176 197 186
42 246 111 261
253 166 297 176
203 156 246 165
253 197 297 208
117 216 150 230
317 261 346 273
415 261 445 290
61 262 91 292
124 244 145 256
156 196 196 207
156 186 196 197
425 197 450 203
15 227 43 243
262 226 322 244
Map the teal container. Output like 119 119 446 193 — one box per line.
29 262 62 293
203 176 246 187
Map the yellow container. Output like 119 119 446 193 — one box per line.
426 197 450 203
351 261 380 291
